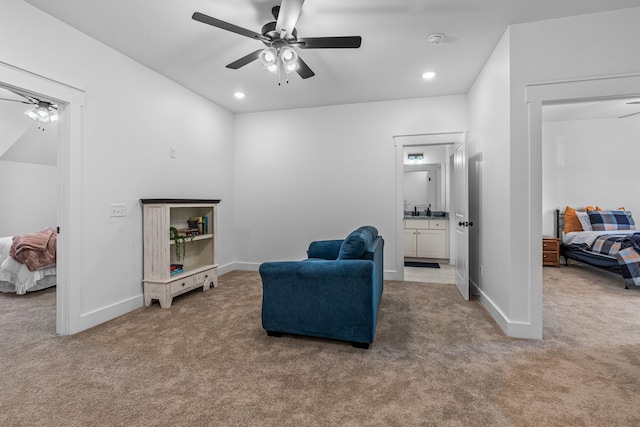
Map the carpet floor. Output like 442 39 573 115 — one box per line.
1 264 639 426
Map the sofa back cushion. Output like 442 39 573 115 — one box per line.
337 226 379 259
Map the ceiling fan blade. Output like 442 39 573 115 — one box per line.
298 36 362 49
0 97 31 104
276 0 305 39
192 12 269 42
226 49 263 69
618 111 640 119
627 101 640 104
296 56 315 79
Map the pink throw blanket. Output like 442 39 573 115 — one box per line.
10 228 57 271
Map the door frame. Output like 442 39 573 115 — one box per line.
0 60 85 335
526 73 640 337
394 132 465 281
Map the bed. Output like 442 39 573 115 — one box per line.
0 228 57 295
555 208 640 289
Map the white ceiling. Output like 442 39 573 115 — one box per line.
0 87 57 166
22 0 640 114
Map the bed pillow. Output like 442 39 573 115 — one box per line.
563 205 594 233
595 206 625 211
575 211 592 231
588 210 636 231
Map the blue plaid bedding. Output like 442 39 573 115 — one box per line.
587 233 640 287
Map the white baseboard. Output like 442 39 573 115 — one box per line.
74 294 144 334
226 262 260 272
384 269 402 281
470 279 540 340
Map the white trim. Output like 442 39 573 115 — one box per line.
474 284 540 340
393 132 465 283
228 262 261 272
79 295 143 331
526 73 640 104
0 61 85 336
525 72 640 340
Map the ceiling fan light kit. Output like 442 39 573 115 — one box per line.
24 101 58 124
192 0 362 84
0 90 59 124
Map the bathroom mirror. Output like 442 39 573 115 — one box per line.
404 164 444 212
403 144 451 213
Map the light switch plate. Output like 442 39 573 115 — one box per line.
110 204 126 217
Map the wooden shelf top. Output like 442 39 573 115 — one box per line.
140 198 221 205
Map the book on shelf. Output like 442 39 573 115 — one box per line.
170 263 184 275
178 228 199 237
190 216 208 235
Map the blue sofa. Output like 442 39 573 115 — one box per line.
259 226 384 349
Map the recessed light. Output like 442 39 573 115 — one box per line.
422 71 437 80
427 33 445 45
234 92 245 99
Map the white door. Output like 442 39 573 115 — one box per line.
453 141 470 300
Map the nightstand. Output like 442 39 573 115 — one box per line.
542 237 560 267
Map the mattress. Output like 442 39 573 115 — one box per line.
0 236 56 294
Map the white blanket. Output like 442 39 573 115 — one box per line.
0 236 56 295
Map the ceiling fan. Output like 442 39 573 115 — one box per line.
0 90 58 123
192 0 362 82
618 101 640 119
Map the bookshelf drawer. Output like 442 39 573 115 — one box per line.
170 276 195 294
195 268 217 286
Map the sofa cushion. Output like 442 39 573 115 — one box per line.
337 226 379 259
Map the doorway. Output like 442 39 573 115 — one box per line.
527 73 640 338
0 60 85 335
394 132 466 288
0 85 58 316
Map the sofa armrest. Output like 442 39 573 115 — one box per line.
259 259 378 344
307 239 343 260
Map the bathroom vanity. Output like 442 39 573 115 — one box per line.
403 217 449 259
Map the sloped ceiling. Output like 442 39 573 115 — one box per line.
0 87 57 166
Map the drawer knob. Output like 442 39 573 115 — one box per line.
181 282 186 287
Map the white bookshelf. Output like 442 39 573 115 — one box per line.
141 199 220 308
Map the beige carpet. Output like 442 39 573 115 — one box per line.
1 265 639 426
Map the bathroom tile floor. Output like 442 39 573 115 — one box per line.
404 262 455 284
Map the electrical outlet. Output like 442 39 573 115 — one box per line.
480 265 484 277
110 204 126 217
170 146 176 158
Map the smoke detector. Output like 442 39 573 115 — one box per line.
427 33 444 45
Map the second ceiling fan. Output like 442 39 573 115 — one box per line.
192 0 362 82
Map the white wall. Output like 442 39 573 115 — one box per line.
234 96 467 276
2 0 236 333
467 30 512 322
0 160 57 236
542 117 640 236
469 7 640 338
